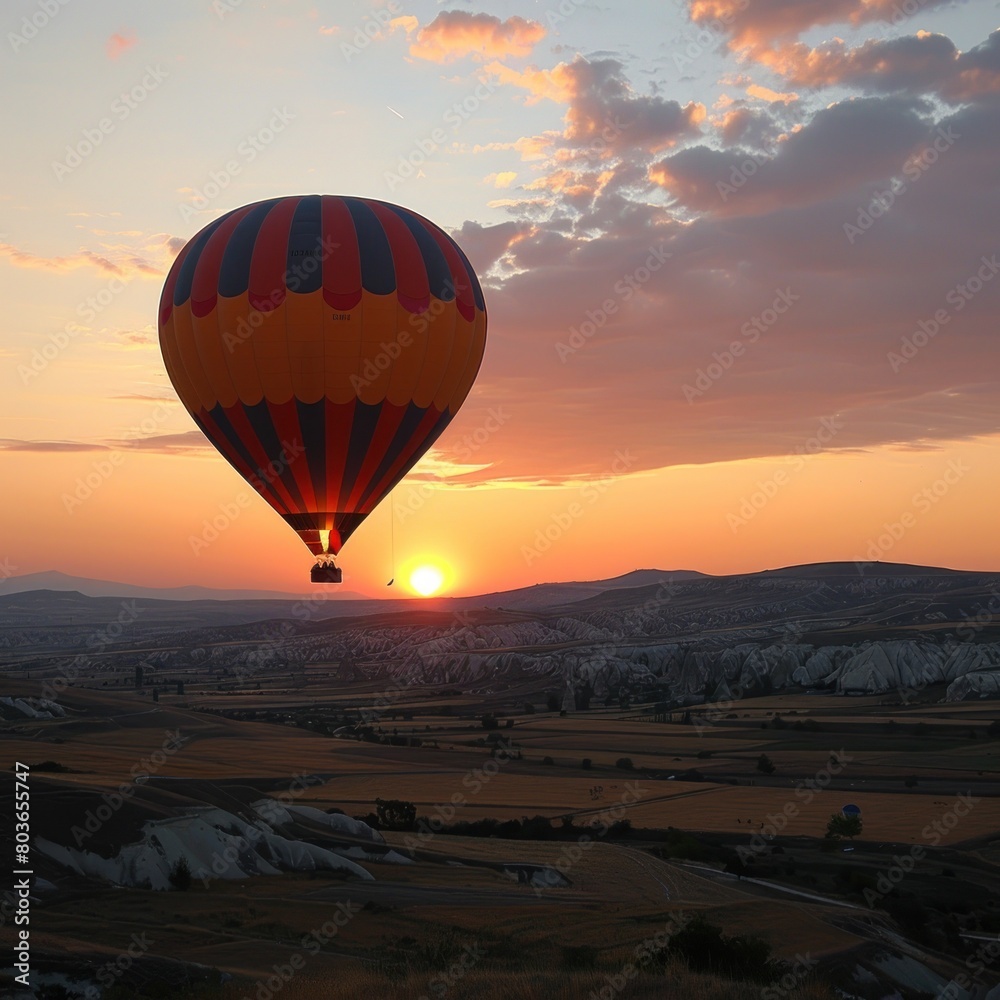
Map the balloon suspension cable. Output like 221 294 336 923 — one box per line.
387 488 395 586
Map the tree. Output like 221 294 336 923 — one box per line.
825 813 862 840
616 757 634 770
581 758 592 770
546 693 560 712
375 798 416 831
168 857 192 891
756 754 776 775
481 713 499 731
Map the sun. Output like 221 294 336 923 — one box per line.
409 564 445 597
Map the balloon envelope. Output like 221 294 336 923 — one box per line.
158 195 487 564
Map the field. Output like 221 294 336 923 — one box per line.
2 667 999 999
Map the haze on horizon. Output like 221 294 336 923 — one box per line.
2 0 999 598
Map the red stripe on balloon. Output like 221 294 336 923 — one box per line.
357 405 445 514
368 201 430 314
321 197 363 312
324 397 356 519
223 403 300 513
266 399 317 510
342 401 409 511
248 198 299 312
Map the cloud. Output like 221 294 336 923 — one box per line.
760 30 1000 104
0 432 209 454
489 55 706 156
486 171 518 188
0 232 183 278
745 83 798 103
411 11 545 63
442 57 1000 486
688 0 954 59
112 394 179 403
650 96 933 214
106 30 136 60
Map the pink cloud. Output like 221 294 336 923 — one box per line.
106 30 136 60
411 11 545 63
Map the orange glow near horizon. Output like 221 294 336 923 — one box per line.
3 434 1000 598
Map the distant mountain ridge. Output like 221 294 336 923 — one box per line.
0 567 710 608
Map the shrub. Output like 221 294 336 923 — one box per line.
168 857 192 891
616 757 634 770
667 916 779 983
756 754 776 775
581 758 592 770
375 798 416 831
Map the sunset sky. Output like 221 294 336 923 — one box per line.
2 0 999 598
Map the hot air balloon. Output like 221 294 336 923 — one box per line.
158 195 487 582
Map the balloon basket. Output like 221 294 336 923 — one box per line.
311 564 343 584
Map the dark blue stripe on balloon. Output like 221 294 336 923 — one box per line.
355 401 431 510
343 198 395 295
244 400 308 510
367 412 453 511
385 204 454 301
286 195 324 295
295 398 327 506
173 212 233 307
451 240 485 312
217 199 281 298
337 400 384 508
